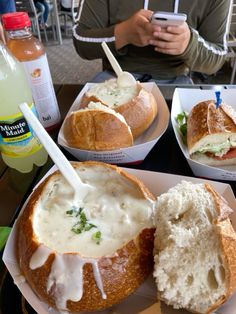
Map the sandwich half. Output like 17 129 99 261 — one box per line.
187 100 236 166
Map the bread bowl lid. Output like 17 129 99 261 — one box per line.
171 87 236 181
57 82 169 164
3 165 236 314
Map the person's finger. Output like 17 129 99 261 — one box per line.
139 9 154 21
151 25 162 32
152 31 178 42
166 23 188 34
150 39 179 50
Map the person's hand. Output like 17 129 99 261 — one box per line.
149 22 191 55
0 21 6 44
114 9 154 49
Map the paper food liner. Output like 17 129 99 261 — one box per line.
3 166 236 314
171 88 236 181
58 82 169 164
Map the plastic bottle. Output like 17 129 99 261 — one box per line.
0 41 48 173
2 12 61 131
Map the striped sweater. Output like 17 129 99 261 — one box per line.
73 0 231 80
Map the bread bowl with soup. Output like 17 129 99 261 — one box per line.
81 79 158 139
63 79 159 151
16 159 236 313
17 161 155 312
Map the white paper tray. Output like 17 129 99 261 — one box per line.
3 166 236 314
58 82 169 164
171 88 236 181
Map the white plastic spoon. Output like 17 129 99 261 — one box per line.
101 41 136 87
19 103 92 201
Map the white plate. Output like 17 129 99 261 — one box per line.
3 166 236 314
58 82 170 164
171 88 236 181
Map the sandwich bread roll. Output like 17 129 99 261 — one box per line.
81 79 158 138
17 161 155 312
63 102 133 150
153 181 236 314
187 100 236 166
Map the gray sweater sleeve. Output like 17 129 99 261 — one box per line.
180 0 230 75
73 0 124 60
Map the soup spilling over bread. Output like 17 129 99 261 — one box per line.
17 161 155 312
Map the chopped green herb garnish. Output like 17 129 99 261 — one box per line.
71 226 83 234
84 223 97 231
66 206 81 216
66 209 74 216
80 212 87 225
92 231 102 245
67 207 98 235
176 111 188 144
76 207 83 217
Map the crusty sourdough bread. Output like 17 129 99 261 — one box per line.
18 161 155 312
187 100 236 166
81 79 158 139
63 102 133 150
153 181 236 314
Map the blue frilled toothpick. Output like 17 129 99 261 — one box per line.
214 86 222 108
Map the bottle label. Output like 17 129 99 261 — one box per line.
22 54 61 129
0 104 43 157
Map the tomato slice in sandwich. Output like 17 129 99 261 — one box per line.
212 147 236 160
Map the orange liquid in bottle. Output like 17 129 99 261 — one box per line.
7 34 45 62
3 12 61 131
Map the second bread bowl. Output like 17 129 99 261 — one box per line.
81 79 158 139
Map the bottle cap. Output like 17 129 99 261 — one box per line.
2 12 31 31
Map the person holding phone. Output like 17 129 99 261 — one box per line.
73 0 231 84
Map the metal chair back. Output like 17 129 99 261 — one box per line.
15 0 43 41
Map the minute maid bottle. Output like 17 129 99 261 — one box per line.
0 42 48 173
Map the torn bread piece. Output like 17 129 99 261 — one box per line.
153 181 236 314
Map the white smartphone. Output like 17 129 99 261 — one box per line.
151 11 187 27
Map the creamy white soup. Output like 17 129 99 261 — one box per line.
86 79 138 107
33 165 154 258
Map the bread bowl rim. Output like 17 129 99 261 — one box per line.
16 161 156 312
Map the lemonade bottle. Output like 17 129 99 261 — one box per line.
2 12 61 131
0 42 48 173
